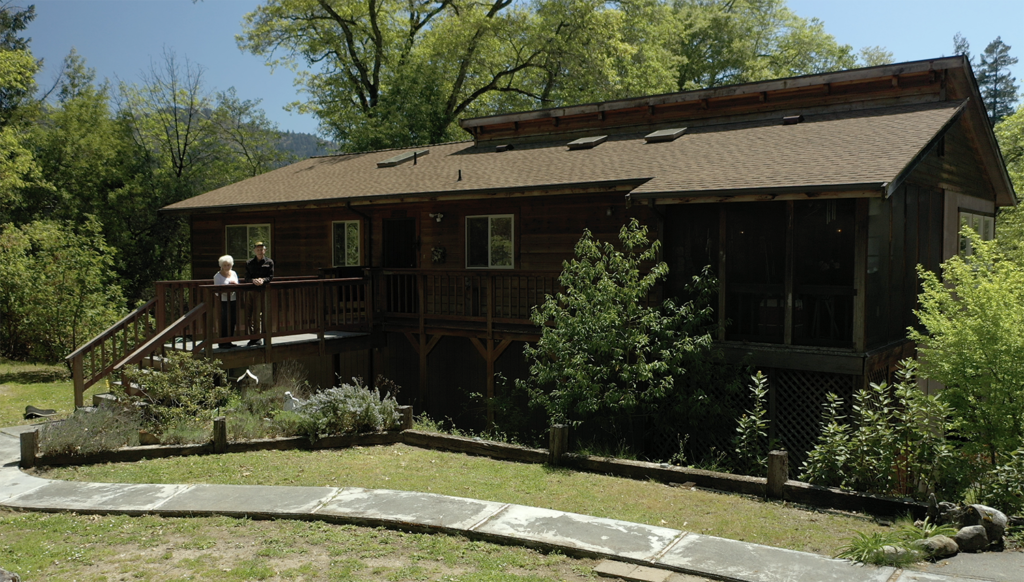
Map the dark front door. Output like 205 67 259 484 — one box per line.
383 218 418 313
383 218 417 268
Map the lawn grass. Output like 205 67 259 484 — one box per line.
39 443 887 557
0 360 80 427
5 371 884 580
0 509 602 581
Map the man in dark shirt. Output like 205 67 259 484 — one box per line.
245 241 275 345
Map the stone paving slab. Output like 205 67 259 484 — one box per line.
907 551 1024 582
474 503 684 561
0 470 47 502
317 487 507 532
895 572 979 582
658 533 895 582
3 480 189 514
154 484 337 517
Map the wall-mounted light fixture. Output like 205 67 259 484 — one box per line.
606 207 613 217
429 213 444 223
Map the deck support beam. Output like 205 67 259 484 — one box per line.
406 332 441 408
470 337 513 426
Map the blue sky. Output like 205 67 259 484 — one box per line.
26 0 1024 136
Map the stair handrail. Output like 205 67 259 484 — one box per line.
65 299 158 407
112 302 209 375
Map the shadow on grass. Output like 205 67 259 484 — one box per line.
0 369 69 384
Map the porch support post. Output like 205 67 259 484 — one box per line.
72 354 85 408
717 206 727 341
317 281 326 356
784 201 795 346
853 198 869 353
203 287 214 359
263 288 273 363
405 332 441 408
470 337 512 426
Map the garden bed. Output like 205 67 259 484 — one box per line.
20 424 927 519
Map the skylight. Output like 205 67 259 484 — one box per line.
377 149 429 168
567 135 608 150
644 128 687 143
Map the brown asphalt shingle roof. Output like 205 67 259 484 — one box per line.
163 101 964 212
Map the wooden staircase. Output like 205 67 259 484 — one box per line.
66 276 373 407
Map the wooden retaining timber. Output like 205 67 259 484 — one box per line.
22 424 925 519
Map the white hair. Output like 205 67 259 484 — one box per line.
218 255 234 268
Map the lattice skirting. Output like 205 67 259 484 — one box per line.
770 368 856 478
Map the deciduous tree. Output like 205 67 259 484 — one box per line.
910 232 1024 464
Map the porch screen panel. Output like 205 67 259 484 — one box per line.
792 200 855 347
725 203 786 343
865 197 891 347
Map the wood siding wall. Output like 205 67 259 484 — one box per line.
906 117 995 202
191 193 657 279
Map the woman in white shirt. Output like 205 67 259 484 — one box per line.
214 255 239 349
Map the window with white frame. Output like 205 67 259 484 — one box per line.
226 224 271 262
959 211 994 256
333 220 361 266
466 215 513 268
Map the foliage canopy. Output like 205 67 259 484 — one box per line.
910 231 1024 464
518 219 716 440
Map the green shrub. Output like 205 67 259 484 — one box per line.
40 403 143 456
979 448 1024 516
296 378 400 439
732 371 772 476
800 360 955 499
517 219 719 456
836 516 957 566
120 352 229 430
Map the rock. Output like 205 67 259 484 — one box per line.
964 504 1008 544
954 525 989 553
918 535 959 559
938 501 961 525
880 545 914 563
0 567 20 581
926 493 939 523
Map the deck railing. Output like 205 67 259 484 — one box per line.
65 299 159 407
67 270 563 405
112 301 210 383
376 269 561 326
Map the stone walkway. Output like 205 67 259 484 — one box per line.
1 425 1015 582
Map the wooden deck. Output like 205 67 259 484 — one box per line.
66 270 559 407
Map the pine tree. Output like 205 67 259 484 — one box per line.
952 32 970 60
976 37 1019 124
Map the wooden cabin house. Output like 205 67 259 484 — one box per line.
69 56 1015 465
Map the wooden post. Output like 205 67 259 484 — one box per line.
213 416 228 453
203 287 214 358
398 405 414 430
418 273 427 405
783 201 794 346
549 424 568 465
317 281 325 356
717 206 727 341
263 289 273 362
853 198 869 352
20 430 38 469
72 354 85 408
767 450 788 499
